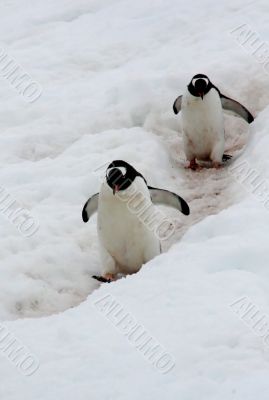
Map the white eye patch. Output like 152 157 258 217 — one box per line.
192 77 209 86
107 166 127 177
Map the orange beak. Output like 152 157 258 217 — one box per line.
113 184 120 195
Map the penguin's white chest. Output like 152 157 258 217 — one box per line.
181 89 224 160
97 181 160 273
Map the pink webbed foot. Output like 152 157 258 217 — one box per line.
212 161 222 169
185 159 203 171
92 273 117 283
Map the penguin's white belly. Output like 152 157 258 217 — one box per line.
182 91 224 160
97 187 160 274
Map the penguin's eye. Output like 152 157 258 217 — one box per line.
116 167 127 176
192 77 208 86
106 166 127 178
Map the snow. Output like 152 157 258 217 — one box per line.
1 0 269 398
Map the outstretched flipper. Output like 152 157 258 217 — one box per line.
82 193 99 222
173 95 182 114
148 186 190 215
220 94 254 123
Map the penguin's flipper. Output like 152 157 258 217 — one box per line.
148 187 190 215
173 95 182 114
220 94 254 123
82 193 99 222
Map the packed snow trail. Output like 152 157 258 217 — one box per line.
0 113 254 320
146 104 253 252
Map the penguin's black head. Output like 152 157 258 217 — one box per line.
106 160 146 195
188 74 212 100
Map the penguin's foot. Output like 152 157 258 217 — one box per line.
212 161 222 169
92 275 111 283
92 273 116 283
104 273 116 281
186 159 202 171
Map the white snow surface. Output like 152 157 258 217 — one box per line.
1 0 269 398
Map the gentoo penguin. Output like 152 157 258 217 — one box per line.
82 160 190 282
173 73 254 170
